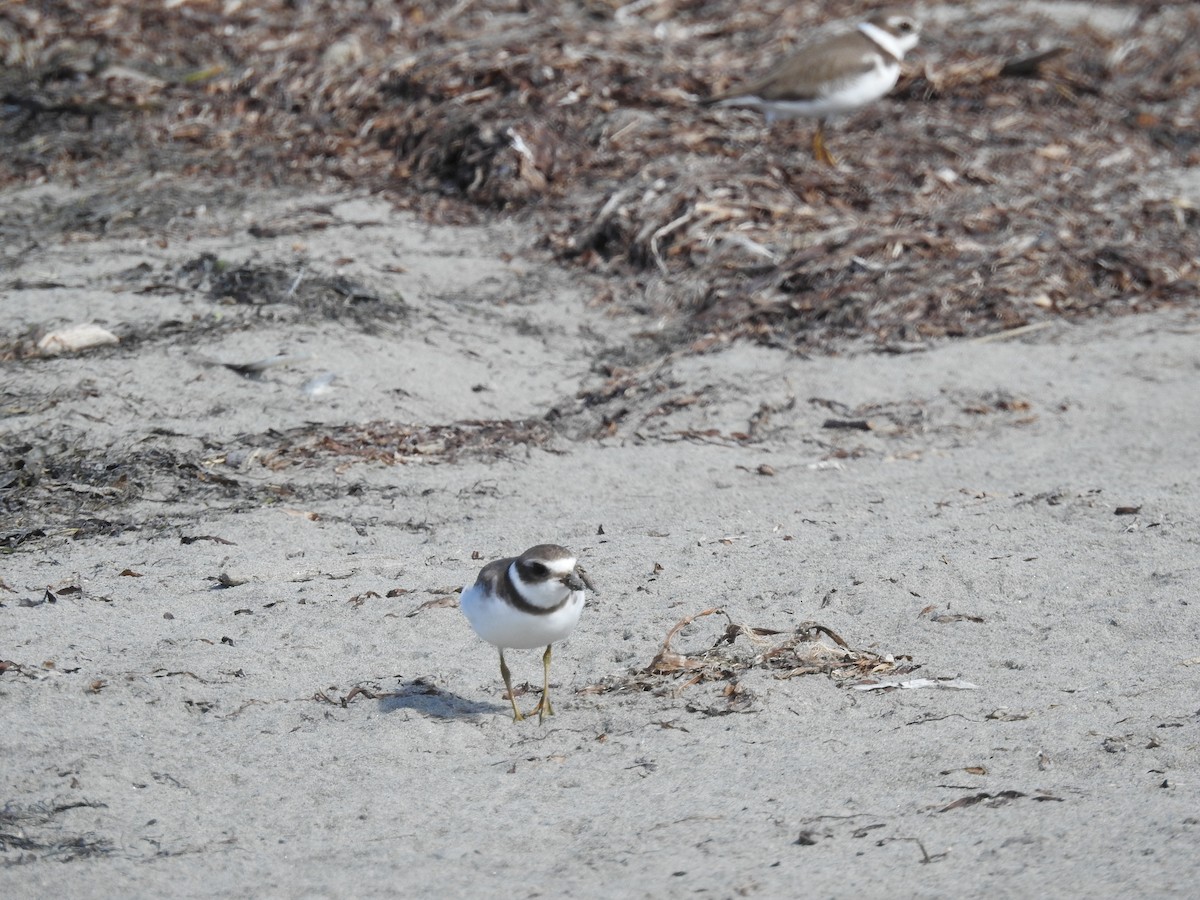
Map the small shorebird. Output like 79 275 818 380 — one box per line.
460 544 595 723
703 9 921 165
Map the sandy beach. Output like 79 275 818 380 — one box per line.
3 184 1199 897
4 0 1200 896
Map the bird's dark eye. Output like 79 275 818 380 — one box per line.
896 20 914 33
527 562 548 578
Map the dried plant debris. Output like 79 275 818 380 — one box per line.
262 418 552 469
939 790 1063 813
582 607 917 710
406 595 459 618
3 257 400 363
0 435 258 542
0 659 51 678
851 677 979 692
0 799 112 864
3 1 1198 354
176 254 405 331
2 412 551 547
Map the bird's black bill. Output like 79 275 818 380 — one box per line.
564 566 598 594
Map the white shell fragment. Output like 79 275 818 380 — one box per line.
36 323 119 356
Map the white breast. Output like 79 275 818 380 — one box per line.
461 582 586 650
742 56 901 122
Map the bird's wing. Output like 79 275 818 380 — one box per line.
709 31 878 103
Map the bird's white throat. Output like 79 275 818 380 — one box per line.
857 20 919 61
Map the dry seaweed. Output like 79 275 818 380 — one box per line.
0 799 112 866
582 607 917 703
1 412 548 549
261 417 552 469
2 1 1197 355
176 253 406 331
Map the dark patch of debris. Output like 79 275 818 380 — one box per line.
176 253 405 330
2 1 1197 353
260 418 554 469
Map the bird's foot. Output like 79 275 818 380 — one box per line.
812 129 839 168
532 694 554 724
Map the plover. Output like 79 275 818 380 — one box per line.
460 544 595 723
703 9 921 166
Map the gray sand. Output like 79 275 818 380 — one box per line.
3 186 1199 898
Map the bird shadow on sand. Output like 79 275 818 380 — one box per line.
376 677 504 719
